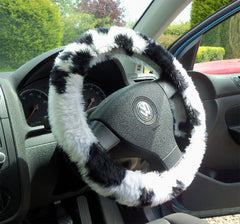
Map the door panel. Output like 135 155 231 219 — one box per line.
168 0 240 216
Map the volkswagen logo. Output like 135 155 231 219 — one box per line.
136 101 153 122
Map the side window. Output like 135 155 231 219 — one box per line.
157 4 192 49
193 12 240 74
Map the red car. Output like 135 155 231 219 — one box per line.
194 59 240 74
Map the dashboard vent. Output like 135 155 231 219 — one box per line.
128 73 157 85
135 64 143 73
133 78 154 83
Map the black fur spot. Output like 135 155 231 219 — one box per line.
53 146 86 194
138 33 151 42
85 143 126 187
175 120 192 152
174 104 200 152
50 66 69 94
190 108 201 126
115 34 133 56
174 117 193 152
172 70 189 92
71 51 93 74
184 105 201 127
97 27 110 34
144 41 190 92
80 34 93 45
59 51 73 61
172 180 185 198
75 33 93 45
173 98 199 150
144 42 174 76
139 188 154 207
139 33 189 93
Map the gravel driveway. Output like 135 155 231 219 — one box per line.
202 214 240 224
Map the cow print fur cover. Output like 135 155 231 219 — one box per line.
48 26 206 207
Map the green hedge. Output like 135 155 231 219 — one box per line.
0 0 63 70
196 46 225 63
191 0 237 60
157 34 179 49
164 21 190 36
157 22 190 49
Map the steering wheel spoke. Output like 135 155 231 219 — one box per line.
90 120 120 151
157 80 178 99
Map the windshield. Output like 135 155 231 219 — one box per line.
0 0 152 72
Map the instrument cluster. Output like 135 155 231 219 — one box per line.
19 80 107 127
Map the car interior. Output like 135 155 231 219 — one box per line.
0 0 240 223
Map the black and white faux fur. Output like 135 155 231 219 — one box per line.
48 26 206 207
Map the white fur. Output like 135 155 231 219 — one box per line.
48 74 97 165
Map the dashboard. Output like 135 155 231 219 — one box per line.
1 46 240 223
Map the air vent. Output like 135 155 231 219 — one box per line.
128 73 158 85
133 78 154 83
135 64 143 73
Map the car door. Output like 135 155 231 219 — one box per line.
167 0 240 217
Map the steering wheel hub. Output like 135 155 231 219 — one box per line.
135 100 154 122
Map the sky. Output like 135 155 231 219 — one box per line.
172 2 192 24
121 0 192 24
120 0 152 22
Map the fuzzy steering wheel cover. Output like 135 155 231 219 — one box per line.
48 26 206 207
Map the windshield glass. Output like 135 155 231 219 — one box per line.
0 0 152 72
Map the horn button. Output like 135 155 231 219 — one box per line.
89 81 181 171
134 98 156 125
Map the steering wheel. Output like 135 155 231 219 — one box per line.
48 26 206 207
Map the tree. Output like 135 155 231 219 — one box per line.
0 0 63 70
229 13 240 58
164 21 190 36
61 11 110 45
51 0 77 14
190 0 234 28
190 0 237 59
157 22 190 49
77 0 125 26
50 0 114 45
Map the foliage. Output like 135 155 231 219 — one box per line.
196 46 225 63
190 0 234 28
157 22 190 48
51 0 77 14
164 21 190 36
61 11 110 45
126 20 137 29
228 13 240 59
0 0 63 70
199 12 240 59
52 0 123 45
191 0 239 60
157 34 179 49
77 0 125 26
